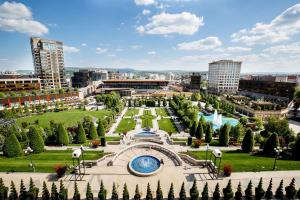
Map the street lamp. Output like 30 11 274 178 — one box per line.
24 147 35 172
205 144 210 166
273 147 282 170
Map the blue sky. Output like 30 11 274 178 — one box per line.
0 0 300 72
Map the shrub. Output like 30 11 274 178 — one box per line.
3 133 23 157
235 182 243 200
100 137 106 147
292 136 300 160
134 185 141 200
98 180 106 200
179 182 186 200
285 178 296 199
275 180 284 200
57 123 69 145
255 178 265 200
54 165 67 178
213 183 220 200
123 183 129 200
89 123 98 140
28 126 45 153
219 124 230 146
86 183 93 200
245 181 253 200
222 180 233 200
223 164 233 177
187 137 193 146
146 183 152 200
0 178 8 200
189 180 199 200
76 123 87 144
91 140 100 148
73 182 80 200
263 133 279 156
205 123 213 143
97 119 105 137
201 182 209 200
42 181 50 200
193 139 202 148
242 128 254 152
265 179 273 199
156 180 163 200
168 183 174 200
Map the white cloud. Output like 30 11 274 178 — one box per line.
215 46 252 53
142 9 151 15
108 54 116 57
231 3 300 45
137 12 203 35
148 51 156 55
134 0 155 6
177 36 222 50
263 42 300 54
116 48 123 52
131 45 142 49
0 1 48 36
63 46 80 53
81 43 87 47
96 47 107 54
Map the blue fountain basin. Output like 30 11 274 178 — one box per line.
129 155 161 176
198 112 238 130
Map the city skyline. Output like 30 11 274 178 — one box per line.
0 0 300 72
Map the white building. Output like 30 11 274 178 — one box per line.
208 60 241 93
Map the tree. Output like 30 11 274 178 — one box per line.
42 181 50 200
191 92 201 101
28 126 45 153
263 133 279 156
201 182 209 200
89 122 98 140
111 182 118 200
213 183 220 200
73 182 80 200
86 183 93 200
245 181 253 200
275 180 284 200
123 183 129 200
195 122 203 140
242 129 254 152
235 182 243 200
205 123 213 143
223 180 233 200
3 133 22 157
146 183 153 200
134 185 141 200
219 124 230 146
233 123 243 142
98 180 106 200
285 178 296 199
27 177 39 200
0 178 8 200
297 188 300 199
255 178 265 200
190 121 197 137
292 136 300 160
156 180 163 200
59 180 68 200
19 180 27 200
57 123 69 145
168 183 174 200
76 123 87 144
50 183 58 200
239 116 248 126
265 179 273 199
9 181 18 200
189 180 199 200
97 119 105 137
179 182 186 200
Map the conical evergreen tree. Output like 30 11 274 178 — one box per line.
86 183 93 200
28 126 45 153
201 182 209 200
205 123 213 143
264 179 273 200
59 180 68 200
242 128 254 152
19 179 27 200
285 178 296 199
195 121 203 139
73 182 80 200
98 180 107 200
97 119 105 137
235 182 243 200
223 180 234 200
41 181 50 200
50 182 58 200
123 183 129 200
168 183 174 200
189 180 199 200
275 179 284 200
190 121 197 137
3 132 23 157
134 185 141 200
245 181 253 200
255 178 265 200
179 182 186 200
213 183 220 200
219 123 230 146
27 177 39 200
57 123 69 145
89 122 98 140
156 180 163 200
0 178 8 200
76 123 87 144
8 181 18 200
146 183 153 200
111 182 118 200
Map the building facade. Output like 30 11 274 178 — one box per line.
31 37 67 89
208 60 241 93
101 79 169 90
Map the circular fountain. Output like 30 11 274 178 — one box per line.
198 110 238 130
128 155 162 176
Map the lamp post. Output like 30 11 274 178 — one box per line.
205 144 210 166
25 147 35 172
273 147 282 170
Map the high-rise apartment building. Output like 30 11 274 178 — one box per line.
31 37 67 89
208 60 241 93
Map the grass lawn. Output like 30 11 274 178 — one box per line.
124 108 139 117
155 108 169 117
115 118 136 133
186 150 300 172
106 136 121 141
141 110 155 128
158 118 178 133
0 150 104 173
17 109 112 128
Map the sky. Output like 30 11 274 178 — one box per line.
0 0 300 73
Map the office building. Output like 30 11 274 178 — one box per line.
31 37 67 89
101 79 169 90
208 60 241 93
